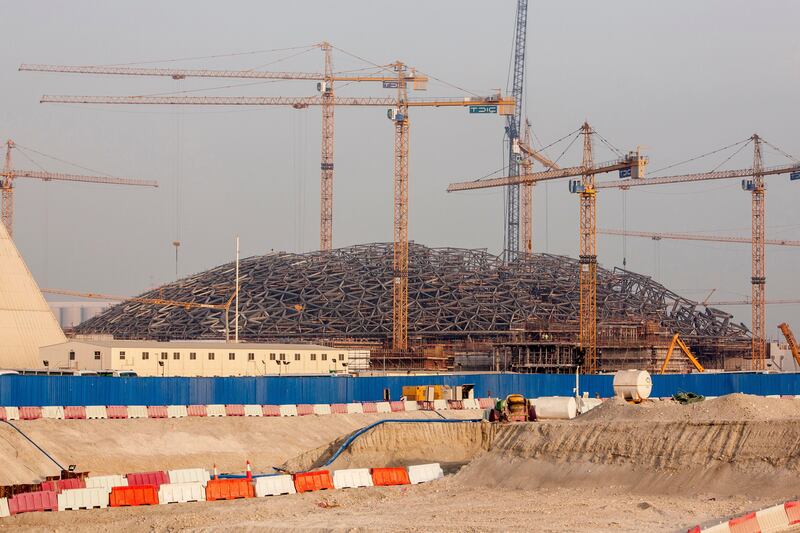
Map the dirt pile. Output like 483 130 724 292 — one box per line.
0 411 471 485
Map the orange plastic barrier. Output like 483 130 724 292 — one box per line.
126 471 169 488
296 404 314 416
41 477 85 494
225 404 245 417
64 406 86 419
106 405 128 419
362 402 378 413
331 403 348 414
371 467 410 486
110 485 158 507
728 512 759 533
18 407 42 420
147 406 168 418
9 490 58 514
786 501 800 525
205 478 254 501
390 401 405 412
261 405 280 417
293 471 334 493
187 405 207 417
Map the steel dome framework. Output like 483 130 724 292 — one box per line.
76 243 750 347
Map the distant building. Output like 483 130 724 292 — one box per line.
48 301 113 329
40 339 352 377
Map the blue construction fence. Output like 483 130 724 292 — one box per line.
1 372 800 407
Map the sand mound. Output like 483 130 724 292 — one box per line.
579 393 800 423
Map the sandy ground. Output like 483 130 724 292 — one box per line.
3 395 800 532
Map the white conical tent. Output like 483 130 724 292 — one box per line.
0 222 65 368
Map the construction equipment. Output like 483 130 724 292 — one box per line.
778 323 800 367
450 122 647 373
660 333 705 374
598 228 800 247
1 140 158 237
449 129 800 372
22 44 428 252
39 71 513 353
486 394 535 422
42 288 238 341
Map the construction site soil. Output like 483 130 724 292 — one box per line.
3 394 799 532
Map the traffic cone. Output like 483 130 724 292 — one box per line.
246 460 253 480
213 464 218 480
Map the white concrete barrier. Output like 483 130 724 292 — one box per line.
279 404 298 417
57 487 109 510
85 406 107 420
0 497 9 518
346 403 364 414
255 475 296 497
206 404 226 417
461 399 480 410
159 482 206 504
375 402 392 413
3 407 19 421
766 394 780 399
312 404 332 415
433 399 448 410
408 463 444 485
332 468 374 489
85 474 128 492
127 405 148 419
168 468 210 486
41 406 64 419
755 504 790 531
403 400 418 411
243 404 263 417
167 405 188 418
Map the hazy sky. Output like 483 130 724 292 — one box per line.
1 1 798 336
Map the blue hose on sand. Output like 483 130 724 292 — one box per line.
220 418 481 479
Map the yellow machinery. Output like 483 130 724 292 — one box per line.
660 333 705 374
402 385 444 402
486 394 535 423
778 323 800 367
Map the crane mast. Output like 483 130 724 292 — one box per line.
320 42 335 251
750 135 766 369
504 0 528 261
2 141 14 237
392 63 410 351
578 123 597 373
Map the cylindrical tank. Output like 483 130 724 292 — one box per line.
534 396 577 420
579 397 603 414
61 306 82 328
81 305 106 322
613 370 652 402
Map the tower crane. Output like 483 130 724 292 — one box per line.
1 140 158 237
21 43 428 251
598 228 800 247
42 288 238 341
40 70 514 352
504 0 528 260
514 119 560 254
448 126 800 372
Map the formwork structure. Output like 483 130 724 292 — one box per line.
75 243 750 372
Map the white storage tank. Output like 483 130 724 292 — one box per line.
613 370 652 402
82 305 106 322
534 396 577 420
61 306 82 328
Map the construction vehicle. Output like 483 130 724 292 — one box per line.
778 323 800 367
485 394 535 422
659 333 705 374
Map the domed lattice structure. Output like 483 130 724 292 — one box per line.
76 243 749 347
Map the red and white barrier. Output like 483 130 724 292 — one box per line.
255 475 296 497
41 406 64 420
158 482 205 504
85 474 127 492
333 468 373 489
408 463 444 484
206 404 226 417
692 500 800 532
85 406 107 420
57 487 109 511
0 498 9 518
167 405 188 418
243 405 263 417
127 406 148 419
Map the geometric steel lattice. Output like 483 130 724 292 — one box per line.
76 242 750 346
